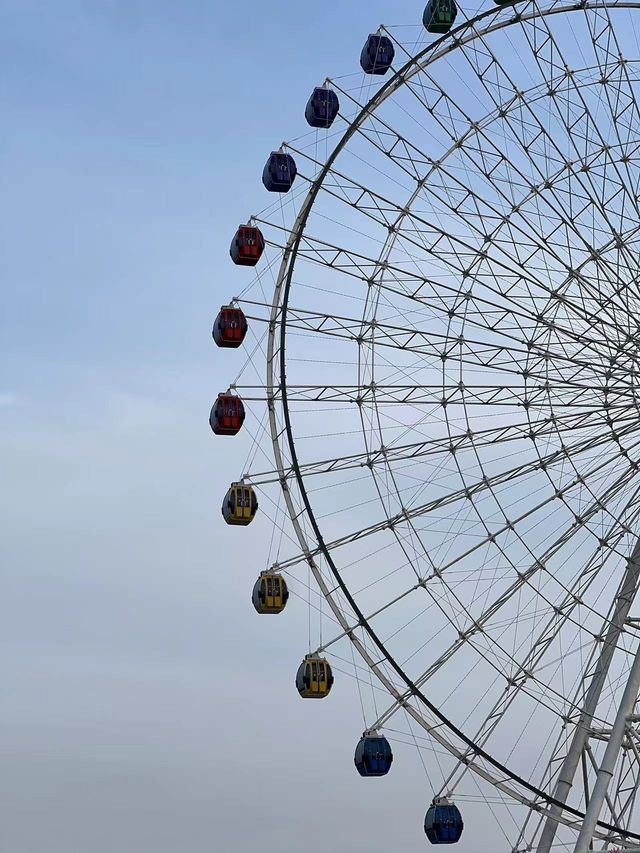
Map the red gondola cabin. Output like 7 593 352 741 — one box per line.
230 224 265 266
213 306 248 348
210 393 245 436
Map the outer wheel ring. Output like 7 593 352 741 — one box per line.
265 0 640 838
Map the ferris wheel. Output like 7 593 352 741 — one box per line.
212 0 640 849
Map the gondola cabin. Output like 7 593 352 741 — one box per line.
423 0 458 33
230 224 265 266
354 732 393 777
210 393 245 436
262 151 297 193
212 306 248 349
424 798 464 845
296 654 334 699
252 571 289 614
222 482 258 526
305 87 340 128
360 34 395 75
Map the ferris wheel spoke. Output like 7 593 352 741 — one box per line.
294 77 640 318
453 537 640 848
407 449 640 664
360 543 607 730
582 3 640 234
246 401 627 487
587 4 640 154
242 291 630 387
465 512 640 734
457 9 640 263
342 477 640 760
283 137 640 367
274 418 640 576
373 34 640 296
263 219 634 378
293 122 640 340
411 104 639 330
516 3 640 225
241 380 632 410
372 489 640 800
312 450 640 678
243 299 535 377
392 59 640 319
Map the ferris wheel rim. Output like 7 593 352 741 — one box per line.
263 0 640 839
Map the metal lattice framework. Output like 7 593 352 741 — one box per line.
222 1 640 849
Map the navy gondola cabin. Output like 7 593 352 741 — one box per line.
424 798 464 845
423 0 458 33
212 306 248 349
305 87 340 128
262 151 297 193
210 393 245 436
354 733 393 777
230 224 265 266
360 34 395 75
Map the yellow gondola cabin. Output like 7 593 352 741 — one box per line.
296 654 334 699
222 482 258 526
252 571 289 614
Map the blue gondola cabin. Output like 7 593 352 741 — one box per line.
424 798 464 845
230 224 265 266
423 0 457 33
296 654 333 698
210 393 245 436
262 151 297 193
305 87 340 128
354 732 393 777
222 482 258 526
252 571 289 614
360 34 395 75
212 306 248 349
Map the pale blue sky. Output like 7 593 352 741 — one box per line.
0 1 469 851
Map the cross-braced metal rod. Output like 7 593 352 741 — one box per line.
537 540 640 853
573 539 640 853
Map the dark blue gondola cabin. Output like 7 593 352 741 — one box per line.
305 87 340 128
354 733 393 777
230 224 265 266
423 0 458 33
262 151 297 193
424 798 464 845
252 571 289 614
213 306 248 348
360 34 395 75
210 393 245 436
